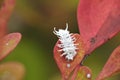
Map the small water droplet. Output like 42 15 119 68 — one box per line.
67 64 70 68
86 73 91 79
6 43 9 46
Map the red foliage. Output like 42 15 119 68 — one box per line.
0 0 22 60
96 46 120 80
54 0 120 79
0 33 21 61
0 0 15 38
0 1 24 79
54 34 86 79
77 0 120 54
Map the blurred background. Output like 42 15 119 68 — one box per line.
0 0 120 80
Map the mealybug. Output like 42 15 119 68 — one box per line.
53 23 78 61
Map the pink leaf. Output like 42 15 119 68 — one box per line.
71 65 92 80
0 33 21 61
77 0 120 54
53 34 86 79
96 46 120 80
0 0 15 38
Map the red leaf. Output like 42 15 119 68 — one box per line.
96 46 120 80
0 33 21 61
71 65 92 80
0 62 25 80
0 0 15 38
77 0 120 54
53 34 86 79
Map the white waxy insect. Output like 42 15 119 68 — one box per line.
53 23 78 61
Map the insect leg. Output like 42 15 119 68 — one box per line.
60 52 67 57
57 44 63 48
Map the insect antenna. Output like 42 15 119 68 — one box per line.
53 27 58 35
65 23 68 31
